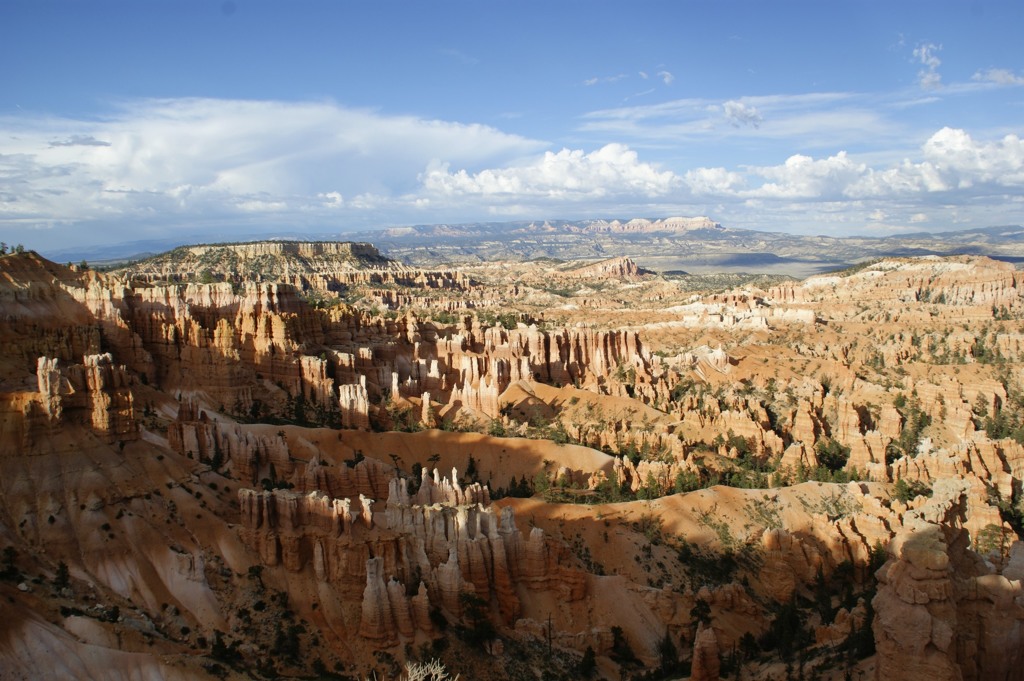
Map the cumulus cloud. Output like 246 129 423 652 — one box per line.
0 98 544 237
748 152 867 199
420 143 681 200
919 126 1024 187
835 127 1024 199
972 68 1024 86
2 99 707 249
913 42 942 89
658 70 674 85
4 94 1022 250
686 127 1024 203
684 167 745 195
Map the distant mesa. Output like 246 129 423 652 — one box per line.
117 240 393 283
370 215 721 240
142 239 390 267
359 216 1024 274
37 217 1024 278
575 216 723 234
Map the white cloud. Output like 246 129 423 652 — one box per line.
420 143 681 200
318 191 344 208
236 198 288 213
837 126 1024 200
913 43 941 71
348 193 389 211
919 126 1024 187
686 127 1024 203
748 152 868 199
579 92 891 148
971 68 1024 86
658 70 674 85
585 92 853 123
3 94 1021 250
0 98 544 238
684 167 745 195
624 89 656 103
722 100 763 128
583 74 627 86
913 42 942 89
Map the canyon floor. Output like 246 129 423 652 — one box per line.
2 241 1023 681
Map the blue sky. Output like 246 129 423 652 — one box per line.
2 1 1023 254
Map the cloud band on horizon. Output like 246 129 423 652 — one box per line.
0 96 1021 250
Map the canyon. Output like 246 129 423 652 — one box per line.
1 240 1023 680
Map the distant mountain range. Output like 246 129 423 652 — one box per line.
351 218 1024 276
43 217 1024 277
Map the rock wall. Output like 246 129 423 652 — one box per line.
237 468 588 645
565 257 644 280
31 354 137 442
874 520 1024 681
766 256 1022 315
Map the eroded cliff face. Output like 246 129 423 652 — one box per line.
235 471 587 646
35 354 138 442
768 256 1023 311
872 528 1024 681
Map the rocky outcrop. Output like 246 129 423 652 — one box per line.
656 298 815 329
815 599 868 645
690 622 720 681
117 241 487 315
121 272 654 425
874 520 1024 681
873 525 963 681
237 468 592 644
766 256 1022 315
34 354 136 441
169 403 400 497
565 257 644 280
339 380 370 430
955 570 1024 681
360 556 415 643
